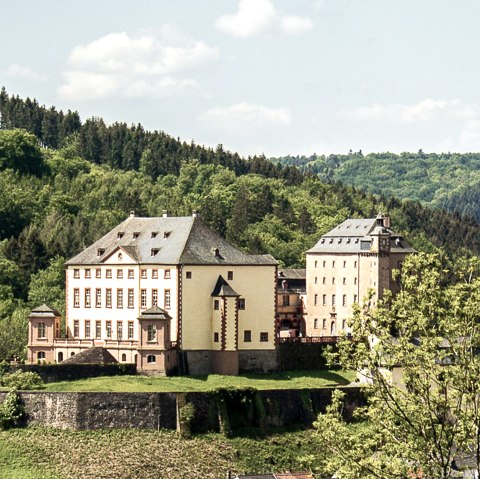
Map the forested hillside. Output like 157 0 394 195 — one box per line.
271 151 480 221
1 89 480 361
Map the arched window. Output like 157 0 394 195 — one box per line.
121 353 127 362
37 351 46 362
57 352 64 363
330 321 336 336
37 322 46 339
147 354 156 364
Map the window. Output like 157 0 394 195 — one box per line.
164 289 171 309
106 289 112 308
282 295 290 306
117 232 124 239
342 319 346 330
314 277 318 284
354 261 358 268
227 271 233 281
354 294 358 303
147 354 156 363
133 232 140 239
343 260 347 268
128 289 134 308
214 300 219 310
95 288 102 308
343 277 347 285
141 269 147 279
128 269 134 279
213 332 219 343
141 289 147 308
332 277 336 285
152 269 158 279
322 318 326 329
152 289 158 306
96 268 101 278
151 248 160 256
164 231 171 239
332 294 336 306
322 294 327 306
128 321 134 339
74 288 80 308
58 352 64 362
117 269 123 279
37 351 46 361
85 288 91 308
74 320 79 338
164 269 171 279
322 277 326 285
314 318 318 329
186 271 192 279
342 294 347 307
85 269 91 278
96 321 101 338
244 330 252 342
147 324 157 342
73 269 80 278
314 294 318 306
332 261 336 267
322 260 326 267
117 322 123 340
117 289 123 308
106 321 112 338
85 320 91 338
37 322 46 338
121 353 127 362
314 260 317 268
97 248 105 258
238 298 246 310
260 332 269 342
106 269 112 278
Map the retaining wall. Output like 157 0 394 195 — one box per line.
0 386 365 432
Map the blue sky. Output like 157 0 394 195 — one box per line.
2 0 480 157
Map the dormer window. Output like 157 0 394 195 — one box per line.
164 231 171 239
97 248 105 257
211 247 222 258
329 238 333 244
320 239 325 244
151 232 158 238
151 248 160 256
346 238 351 244
117 232 124 240
133 232 140 240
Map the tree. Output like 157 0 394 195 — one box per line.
0 129 45 176
316 253 480 479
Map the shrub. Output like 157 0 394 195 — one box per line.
1 370 43 390
0 390 25 430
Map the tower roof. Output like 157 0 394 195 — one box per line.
211 275 240 297
28 304 61 318
138 305 172 321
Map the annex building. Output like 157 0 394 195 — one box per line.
305 214 415 338
27 212 277 375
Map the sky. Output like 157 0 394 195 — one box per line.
2 0 480 158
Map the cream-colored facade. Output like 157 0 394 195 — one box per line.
305 215 415 338
28 213 277 375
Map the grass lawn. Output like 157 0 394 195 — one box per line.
40 369 355 392
0 427 328 479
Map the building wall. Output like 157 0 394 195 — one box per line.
180 265 276 351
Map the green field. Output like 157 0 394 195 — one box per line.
0 427 328 479
40 370 355 392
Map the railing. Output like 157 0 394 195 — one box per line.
53 339 139 347
277 336 339 344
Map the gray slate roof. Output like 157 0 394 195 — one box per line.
66 215 278 266
307 218 416 254
138 305 172 321
211 275 241 297
278 269 306 280
29 304 61 318
61 347 118 364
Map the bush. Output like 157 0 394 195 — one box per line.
0 390 25 430
1 370 43 390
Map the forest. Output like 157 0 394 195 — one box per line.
1 88 480 361
271 150 480 221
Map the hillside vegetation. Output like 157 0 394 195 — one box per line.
272 151 480 221
1 89 480 361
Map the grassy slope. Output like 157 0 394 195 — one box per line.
41 370 355 392
0 427 327 479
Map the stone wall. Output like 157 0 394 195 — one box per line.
0 386 365 432
238 349 277 373
276 343 332 371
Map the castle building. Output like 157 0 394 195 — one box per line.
27 212 278 375
305 215 415 338
276 269 306 338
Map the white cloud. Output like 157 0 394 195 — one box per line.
199 102 291 132
6 63 48 82
216 0 313 38
58 28 218 101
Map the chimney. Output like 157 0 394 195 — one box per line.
383 215 391 228
375 213 384 227
129 211 135 218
